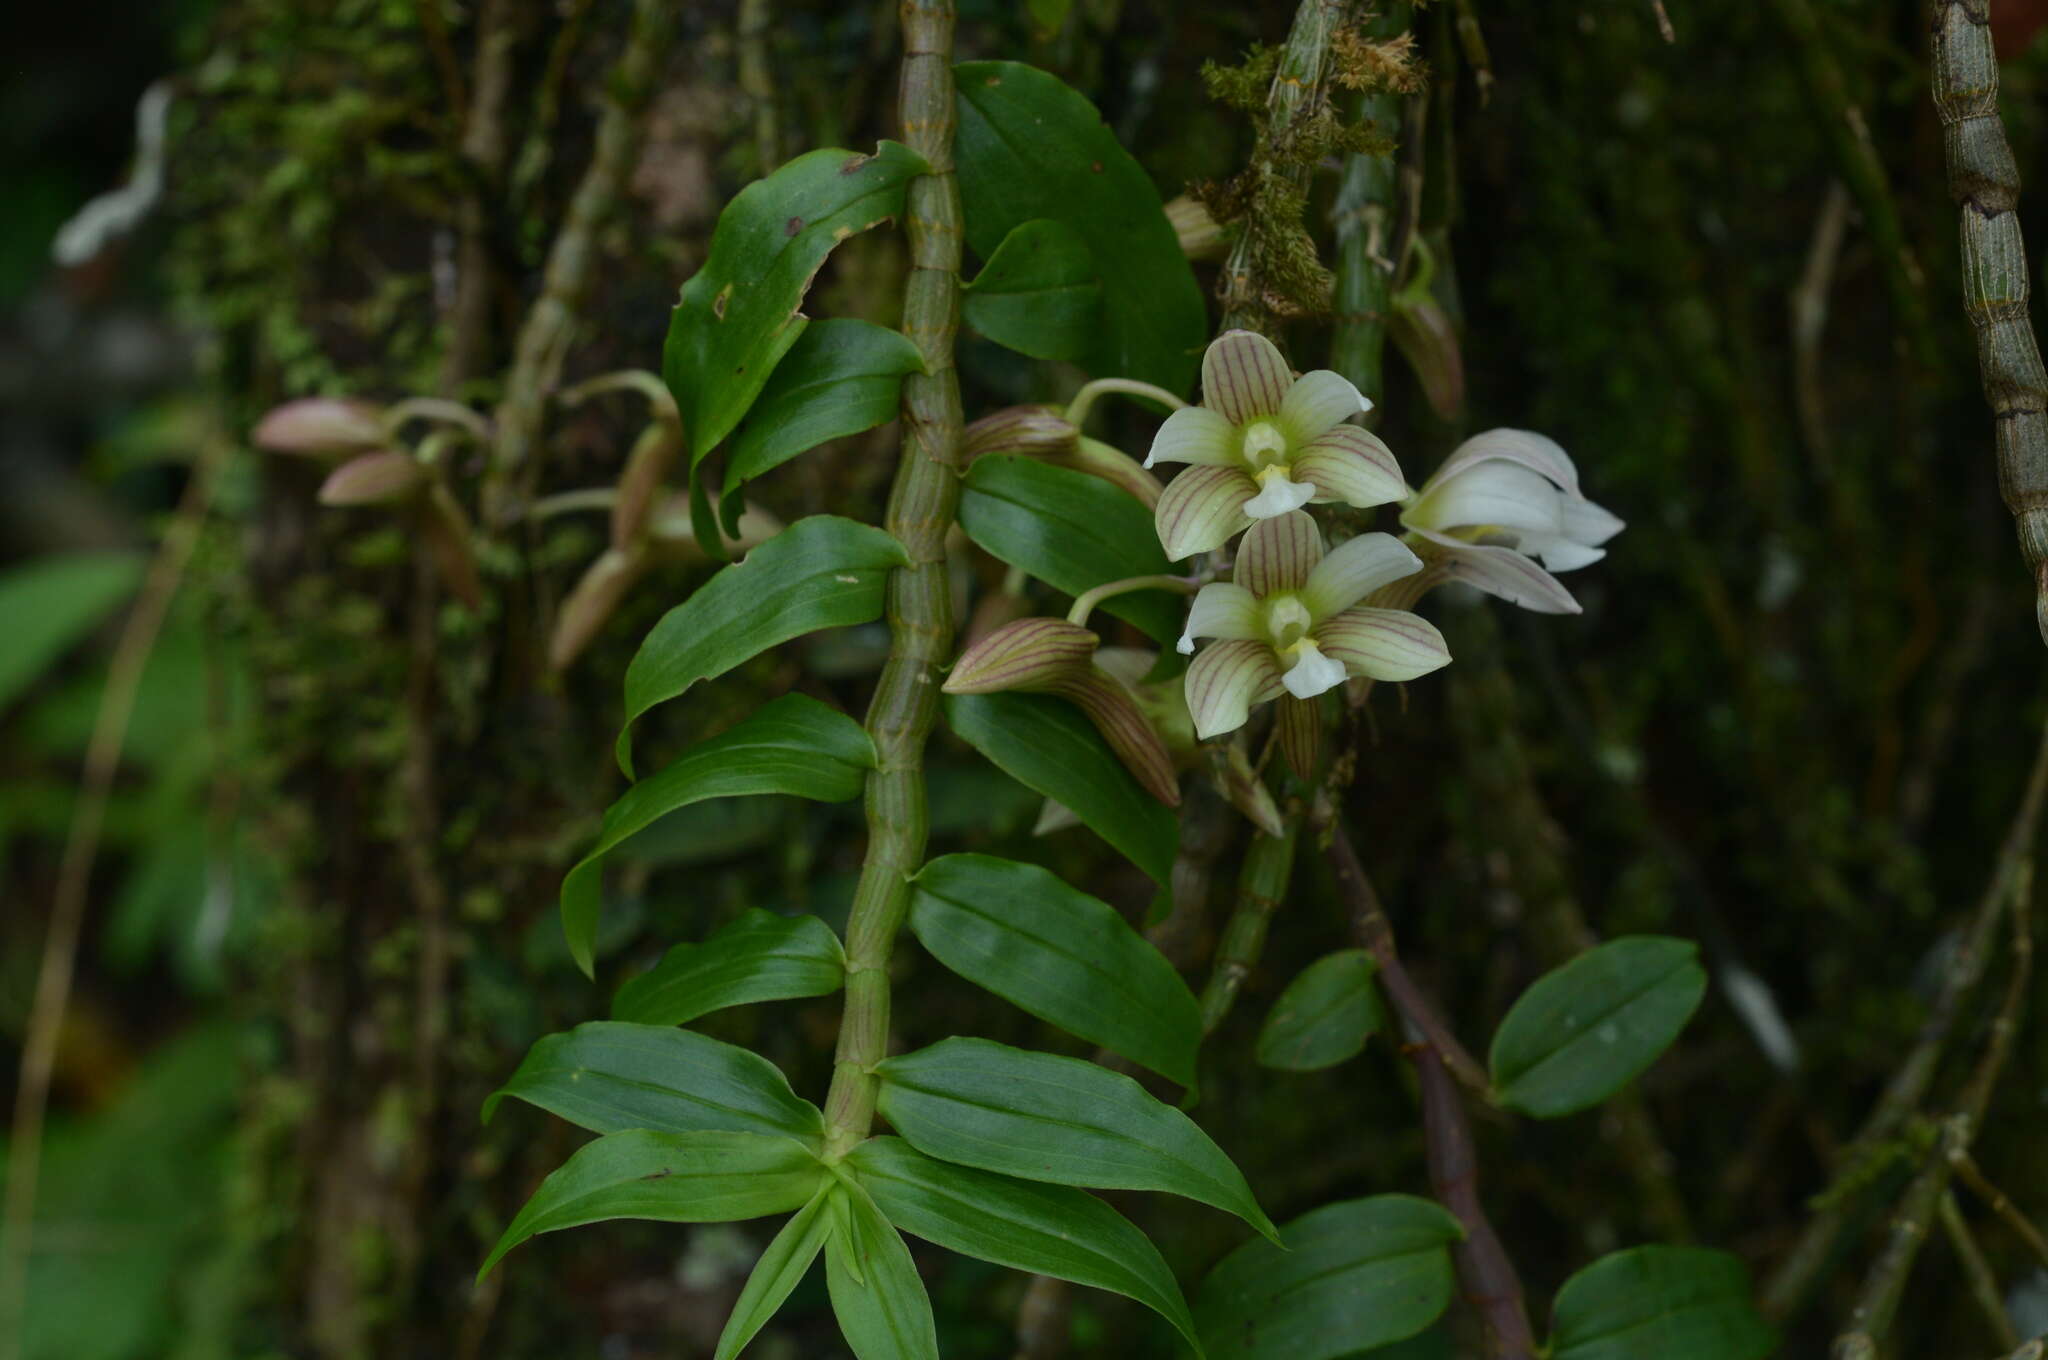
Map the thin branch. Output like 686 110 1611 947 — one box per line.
440 0 523 395
0 434 234 1360
1954 1150 2048 1272
1941 1192 2022 1352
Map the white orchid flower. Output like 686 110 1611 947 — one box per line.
1147 330 1408 560
1399 428 1624 614
1179 512 1449 739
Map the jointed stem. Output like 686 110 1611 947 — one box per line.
1198 823 1300 1034
820 0 963 1158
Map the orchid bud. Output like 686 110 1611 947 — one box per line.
253 397 386 458
1216 740 1288 838
1388 293 1466 422
943 618 1098 694
1164 194 1226 261
318 450 425 506
1066 437 1163 509
1048 669 1182 806
551 543 652 669
612 421 683 549
963 405 1080 461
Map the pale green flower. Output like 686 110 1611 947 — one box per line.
1147 330 1407 559
1180 512 1450 739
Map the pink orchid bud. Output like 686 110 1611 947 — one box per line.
317 450 425 506
943 617 1098 695
963 405 1081 461
253 397 386 458
612 422 683 549
551 543 652 669
1048 669 1182 806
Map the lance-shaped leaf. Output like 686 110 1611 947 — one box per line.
483 1021 824 1147
909 854 1200 1086
0 551 144 712
664 141 927 461
943 692 1177 882
613 910 846 1026
1549 1246 1776 1360
825 1180 939 1360
479 1129 825 1277
1256 950 1385 1072
954 61 1205 393
847 1137 1201 1353
874 1037 1276 1240
567 693 875 974
714 1182 834 1360
961 218 1101 361
959 456 1180 644
723 319 926 496
1488 936 1707 1118
619 516 907 769
1196 1195 1463 1360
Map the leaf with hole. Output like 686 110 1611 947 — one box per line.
1488 936 1707 1118
566 694 874 974
618 516 907 771
825 1180 939 1360
961 218 1101 361
847 1136 1201 1353
875 1036 1275 1239
958 456 1179 644
613 910 845 1026
943 692 1177 883
1549 1246 1776 1360
723 319 926 496
1196 1195 1463 1360
1256 949 1384 1072
954 62 1205 393
714 1181 834 1360
909 854 1199 1086
478 1129 825 1278
483 1021 823 1147
664 141 926 461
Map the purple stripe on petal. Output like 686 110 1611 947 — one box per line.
1234 510 1323 598
1185 638 1284 739
1155 465 1256 560
1202 330 1292 425
1315 606 1451 683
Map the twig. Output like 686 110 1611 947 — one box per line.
1790 180 1852 474
1198 823 1299 1034
487 0 678 518
1954 1150 2048 1271
1929 0 2048 644
1329 824 1535 1359
1651 0 1676 42
1451 0 1492 106
1764 714 2048 1320
440 0 523 395
0 434 233 1360
1941 1192 2022 1351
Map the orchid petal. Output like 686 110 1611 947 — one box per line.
1404 459 1563 536
1185 638 1285 739
1314 607 1451 682
1242 471 1318 519
1234 510 1323 598
1201 329 1292 425
1144 405 1238 468
1277 370 1370 444
1412 528 1583 613
1522 534 1608 572
1293 426 1408 510
1301 532 1423 620
1561 495 1625 547
1179 582 1263 654
1280 639 1349 699
1155 465 1256 560
1426 427 1581 498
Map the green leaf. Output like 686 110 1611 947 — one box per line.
665 141 928 461
958 456 1179 644
961 218 1101 361
1255 949 1384 1072
874 1036 1276 1240
483 1021 824 1147
848 1136 1202 1354
954 62 1205 394
825 1180 939 1360
1488 936 1708 1118
1549 1246 1777 1360
943 692 1176 882
566 693 875 974
479 1129 825 1278
619 516 907 770
909 854 1199 1086
613 910 846 1026
0 551 145 711
1196 1195 1464 1360
714 1182 834 1360
723 319 926 496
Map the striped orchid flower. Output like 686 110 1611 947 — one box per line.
1180 512 1450 739
1147 330 1408 560
1400 428 1624 614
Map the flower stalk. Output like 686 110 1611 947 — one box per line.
820 0 963 1159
